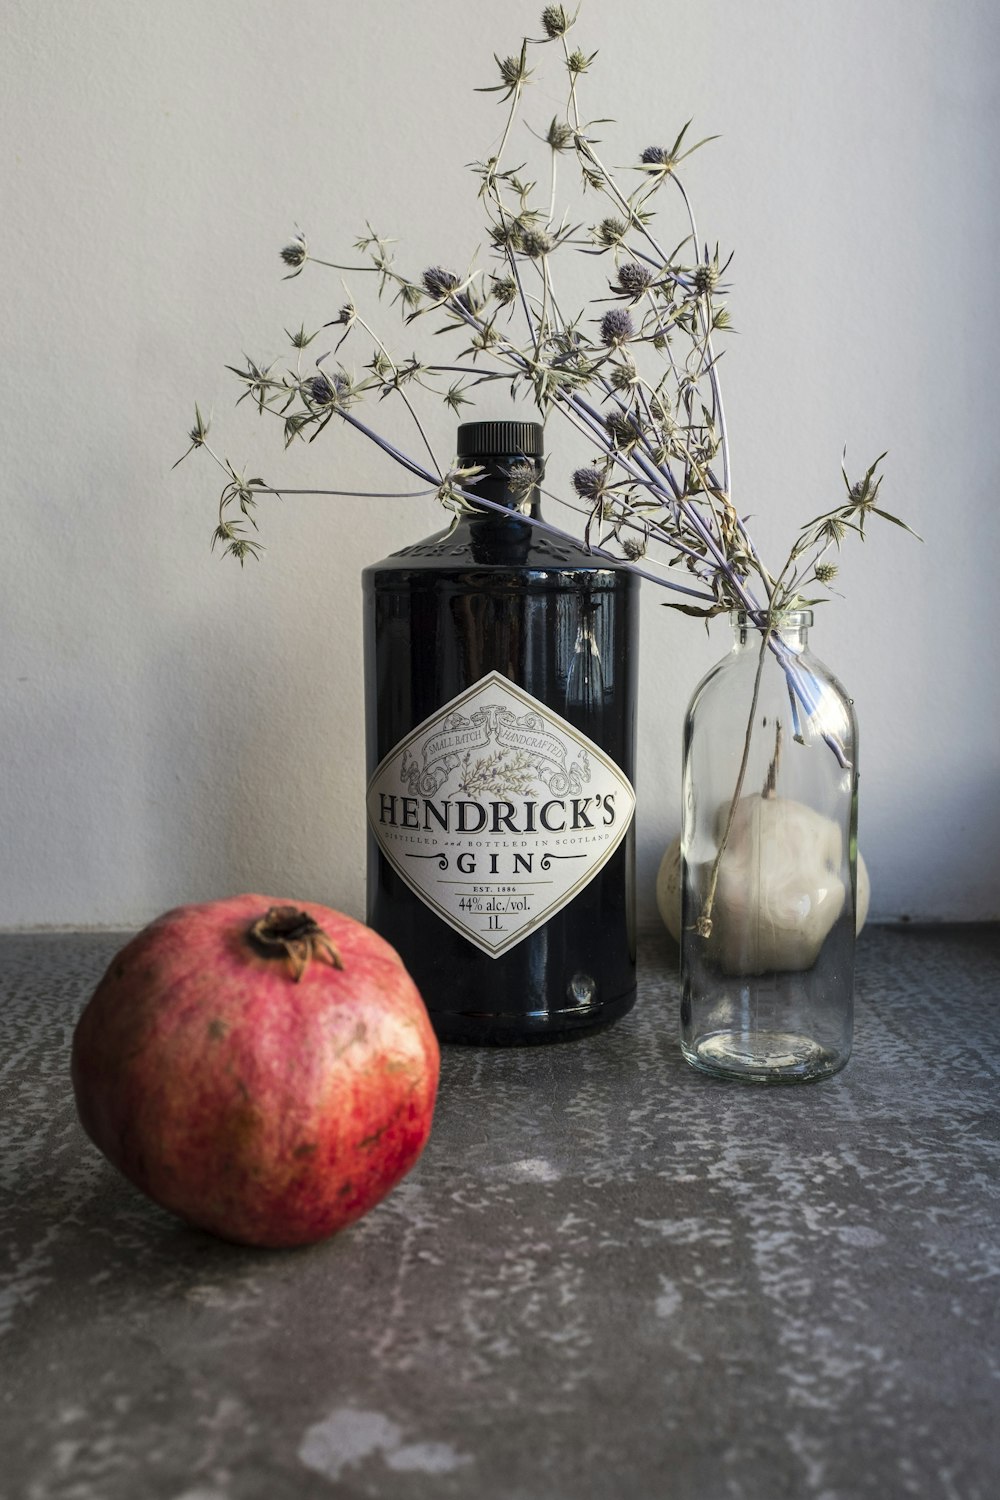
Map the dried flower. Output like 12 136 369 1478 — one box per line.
572 466 606 499
287 323 319 349
600 308 635 345
814 562 838 584
692 261 720 295
490 275 518 306
172 405 210 468
518 227 554 258
305 372 347 407
640 146 669 166
422 266 461 300
306 374 335 405
499 55 525 88
605 409 640 447
613 262 654 299
541 5 572 39
478 44 533 100
546 117 575 152
595 216 627 248
280 232 308 275
504 461 538 499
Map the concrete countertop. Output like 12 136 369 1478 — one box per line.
2 925 998 1500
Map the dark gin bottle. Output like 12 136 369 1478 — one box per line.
363 420 639 1043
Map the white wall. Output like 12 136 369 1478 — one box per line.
2 0 998 929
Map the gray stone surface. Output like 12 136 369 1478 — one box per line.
1 925 998 1500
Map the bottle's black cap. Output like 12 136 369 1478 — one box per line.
456 420 543 459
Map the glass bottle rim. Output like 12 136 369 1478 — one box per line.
730 608 813 629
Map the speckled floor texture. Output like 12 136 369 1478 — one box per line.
1 925 998 1500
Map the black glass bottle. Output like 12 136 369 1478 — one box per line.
362 419 639 1043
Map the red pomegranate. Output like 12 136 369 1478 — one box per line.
71 896 439 1248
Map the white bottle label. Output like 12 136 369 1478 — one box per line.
367 671 635 957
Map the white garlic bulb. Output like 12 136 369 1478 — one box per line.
657 797 870 969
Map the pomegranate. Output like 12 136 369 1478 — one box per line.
71 896 439 1248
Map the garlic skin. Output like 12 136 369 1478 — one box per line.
657 800 870 962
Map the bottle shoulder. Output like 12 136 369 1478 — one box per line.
363 515 637 588
686 638 855 730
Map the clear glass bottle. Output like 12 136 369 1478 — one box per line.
680 610 858 1082
363 419 639 1044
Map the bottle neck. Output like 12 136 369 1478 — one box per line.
731 609 812 652
461 454 543 519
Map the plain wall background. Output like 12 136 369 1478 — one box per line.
2 0 998 930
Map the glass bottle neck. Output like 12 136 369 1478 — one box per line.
731 610 812 652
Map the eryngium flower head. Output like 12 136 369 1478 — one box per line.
693 261 720 295
605 409 640 446
280 232 307 270
640 146 669 165
541 5 571 38
518 227 554 258
504 461 538 499
814 562 839 584
614 262 655 299
596 217 627 248
622 536 647 561
600 308 635 345
490 275 518 306
306 372 346 406
498 54 525 89
188 405 209 446
572 466 605 499
422 266 460 300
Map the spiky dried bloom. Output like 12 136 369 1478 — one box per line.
421 266 461 300
595 216 628 248
572 466 605 498
518 227 554 258
814 562 839 584
498 54 527 89
609 364 637 391
541 5 572 38
490 275 518 305
287 323 319 349
640 146 668 165
504 461 538 498
188 406 209 446
600 308 635 345
306 375 335 405
605 409 640 447
693 261 720 295
614 262 655 299
280 232 307 272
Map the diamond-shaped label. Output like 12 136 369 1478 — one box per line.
367 671 635 957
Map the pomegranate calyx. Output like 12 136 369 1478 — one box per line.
246 905 344 982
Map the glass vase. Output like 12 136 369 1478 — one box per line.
680 611 858 1083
